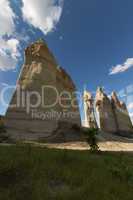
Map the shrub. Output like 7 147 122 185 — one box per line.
84 128 99 152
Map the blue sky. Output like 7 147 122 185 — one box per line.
0 0 133 120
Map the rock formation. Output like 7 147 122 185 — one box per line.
4 39 133 140
95 88 133 137
95 87 117 133
5 39 81 140
111 92 133 136
0 115 4 129
83 90 98 128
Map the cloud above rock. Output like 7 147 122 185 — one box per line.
0 0 64 71
0 0 20 71
0 0 15 36
0 38 20 71
21 0 64 34
128 102 133 110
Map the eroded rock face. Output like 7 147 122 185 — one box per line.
111 92 133 136
95 88 117 133
83 90 98 128
5 39 81 139
0 115 4 129
95 88 133 137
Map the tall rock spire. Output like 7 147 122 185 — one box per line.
25 38 57 65
95 87 117 133
111 91 133 136
5 39 81 140
83 90 98 128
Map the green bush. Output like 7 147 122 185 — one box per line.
84 128 99 152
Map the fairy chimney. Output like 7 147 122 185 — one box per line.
95 87 117 133
111 91 133 136
83 90 98 128
5 39 81 140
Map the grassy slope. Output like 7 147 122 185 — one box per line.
0 145 133 200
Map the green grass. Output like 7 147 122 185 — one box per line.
0 145 133 200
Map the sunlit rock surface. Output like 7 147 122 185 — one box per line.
111 92 133 136
5 39 81 140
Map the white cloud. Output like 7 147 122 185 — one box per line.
130 112 133 117
0 0 64 71
1 82 10 87
109 58 133 75
21 0 64 34
0 0 20 71
0 0 15 35
128 102 133 110
0 38 20 71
